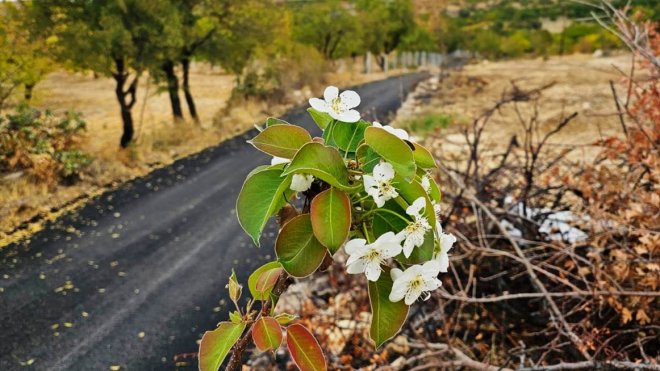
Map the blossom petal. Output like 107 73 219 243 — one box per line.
324 86 339 102
390 268 404 281
372 121 383 128
422 259 442 276
347 260 366 275
437 251 449 272
389 279 407 302
406 197 426 217
441 232 457 253
423 278 442 292
421 176 431 193
271 156 290 166
383 125 410 140
345 238 367 255
337 109 361 123
404 288 421 305
290 174 314 192
402 239 414 258
309 98 327 112
339 90 361 109
373 161 395 181
364 262 382 281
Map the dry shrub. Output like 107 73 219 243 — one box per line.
0 106 91 185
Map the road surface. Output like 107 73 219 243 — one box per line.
0 73 428 370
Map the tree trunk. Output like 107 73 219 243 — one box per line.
181 57 199 123
24 83 35 102
113 59 138 148
162 60 183 121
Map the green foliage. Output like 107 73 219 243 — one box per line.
236 166 293 246
310 188 352 254
275 214 327 278
0 106 91 182
281 143 355 191
249 124 313 159
248 261 284 301
403 112 453 135
364 127 416 182
0 2 55 107
198 322 246 371
368 272 409 348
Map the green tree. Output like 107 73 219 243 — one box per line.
291 0 362 60
357 0 416 70
0 2 54 108
32 0 173 147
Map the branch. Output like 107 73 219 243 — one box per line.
440 164 594 362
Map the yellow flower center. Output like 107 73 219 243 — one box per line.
409 275 424 290
331 97 342 113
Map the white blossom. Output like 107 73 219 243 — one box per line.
309 86 361 123
434 221 457 273
363 161 399 207
420 175 431 193
389 260 442 305
271 156 290 166
345 232 402 281
397 197 431 258
269 156 313 192
290 174 314 192
372 121 410 140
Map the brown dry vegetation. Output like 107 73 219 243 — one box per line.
0 62 402 246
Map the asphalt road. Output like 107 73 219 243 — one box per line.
0 73 428 371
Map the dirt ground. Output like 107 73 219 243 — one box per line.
0 62 404 246
396 53 634 162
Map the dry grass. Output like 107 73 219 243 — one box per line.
396 53 634 159
0 61 407 246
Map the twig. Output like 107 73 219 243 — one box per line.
441 164 594 361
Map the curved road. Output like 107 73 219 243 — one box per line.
0 73 427 370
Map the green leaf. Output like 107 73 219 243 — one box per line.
248 261 284 301
310 188 351 254
275 313 298 325
412 142 437 169
286 324 328 371
364 126 416 182
249 124 312 158
229 311 242 324
372 201 409 238
275 214 327 277
282 142 357 192
237 167 293 246
368 273 409 348
266 117 290 126
394 175 436 226
332 120 369 152
252 316 283 352
198 322 246 371
356 144 381 173
307 107 333 130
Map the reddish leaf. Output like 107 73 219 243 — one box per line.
252 316 283 352
286 324 327 371
255 267 283 297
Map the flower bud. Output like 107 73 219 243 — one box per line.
226 270 242 304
